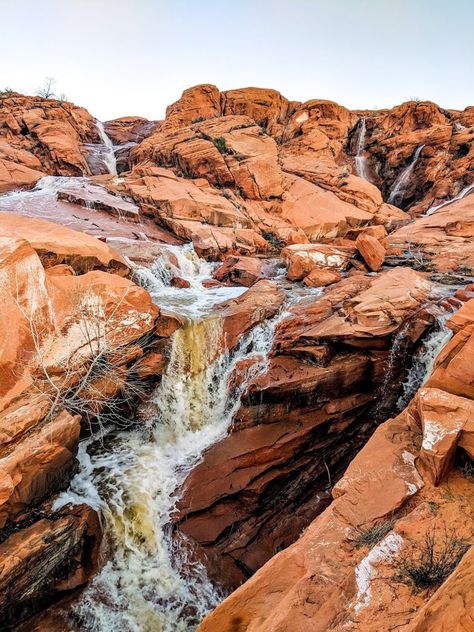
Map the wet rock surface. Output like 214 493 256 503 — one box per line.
0 85 473 631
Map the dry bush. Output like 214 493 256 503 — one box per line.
395 524 468 591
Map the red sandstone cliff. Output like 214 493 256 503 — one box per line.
0 84 473 630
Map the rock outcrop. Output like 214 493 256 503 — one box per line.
198 296 474 632
0 217 169 627
176 268 436 589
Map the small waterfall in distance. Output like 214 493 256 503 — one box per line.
95 120 118 176
426 180 474 216
354 117 370 180
388 144 425 206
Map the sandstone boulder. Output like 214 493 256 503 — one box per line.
283 243 356 281
356 232 386 271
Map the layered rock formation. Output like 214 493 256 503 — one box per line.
0 217 170 626
0 84 473 631
198 296 474 632
176 268 440 588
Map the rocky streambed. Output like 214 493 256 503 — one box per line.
0 86 473 632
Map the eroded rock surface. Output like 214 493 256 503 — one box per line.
0 218 169 626
177 268 437 589
198 297 474 632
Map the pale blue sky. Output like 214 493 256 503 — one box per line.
3 0 473 121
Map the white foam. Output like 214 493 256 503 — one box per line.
55 244 287 631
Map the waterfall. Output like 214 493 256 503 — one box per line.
388 144 425 206
426 181 474 216
354 117 369 180
95 120 118 176
54 244 284 631
396 315 452 410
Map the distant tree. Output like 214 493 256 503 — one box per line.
36 77 56 98
0 87 14 98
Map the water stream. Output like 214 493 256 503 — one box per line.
95 120 118 176
55 244 285 631
396 313 452 410
425 180 474 216
388 144 424 206
354 117 369 180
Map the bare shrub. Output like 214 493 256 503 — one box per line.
14 279 155 435
36 77 57 98
395 524 468 591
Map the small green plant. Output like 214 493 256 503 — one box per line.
192 116 205 123
213 136 231 155
353 518 395 548
395 525 468 592
261 230 282 251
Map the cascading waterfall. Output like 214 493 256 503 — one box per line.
95 120 118 176
388 144 425 206
354 117 369 180
54 244 284 631
425 180 474 216
396 314 452 409
0 175 110 216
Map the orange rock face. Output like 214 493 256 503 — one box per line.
0 94 99 187
177 268 435 590
356 232 386 271
0 216 167 626
283 243 356 281
1 84 473 630
388 195 474 274
198 299 474 632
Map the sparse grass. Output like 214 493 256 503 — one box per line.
214 136 231 155
353 518 395 548
395 525 468 592
427 501 440 514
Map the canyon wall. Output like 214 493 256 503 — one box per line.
0 84 472 630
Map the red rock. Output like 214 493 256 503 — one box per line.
0 504 101 628
214 255 264 286
0 157 44 193
0 212 129 275
303 268 341 287
416 387 474 485
356 232 386 271
198 273 474 632
216 280 285 350
170 276 191 288
388 196 474 274
0 410 81 527
282 243 356 281
104 116 157 145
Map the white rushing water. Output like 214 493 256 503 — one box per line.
425 180 474 216
55 244 284 631
388 144 425 206
396 314 452 410
354 117 370 180
95 120 118 176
